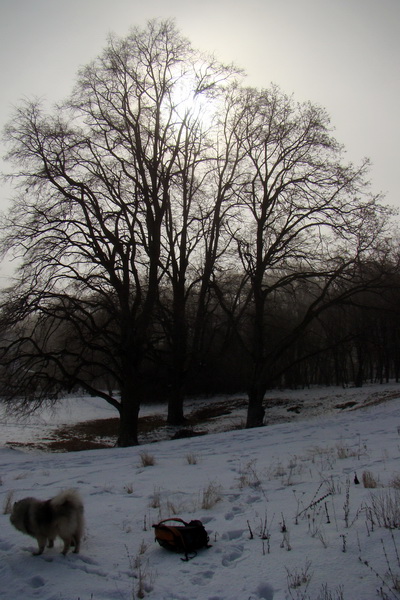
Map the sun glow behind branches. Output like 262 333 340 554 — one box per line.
169 53 240 135
170 73 218 133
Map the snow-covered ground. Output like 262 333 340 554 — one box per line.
2 383 400 599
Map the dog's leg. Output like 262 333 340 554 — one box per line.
73 535 80 553
48 538 54 548
33 536 46 555
61 538 71 555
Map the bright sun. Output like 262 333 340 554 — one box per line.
171 72 218 131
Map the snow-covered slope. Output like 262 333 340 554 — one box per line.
1 384 400 599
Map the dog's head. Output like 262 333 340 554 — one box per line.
10 498 31 533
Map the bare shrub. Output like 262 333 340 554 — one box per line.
336 443 355 459
362 470 378 489
360 533 400 599
266 460 286 481
126 544 154 599
149 487 161 509
238 459 262 489
316 583 345 600
280 514 292 551
389 474 400 489
368 489 400 529
134 540 149 567
186 453 198 465
307 446 336 470
266 457 304 487
201 481 222 510
323 475 342 495
166 500 183 515
285 559 312 593
140 452 155 467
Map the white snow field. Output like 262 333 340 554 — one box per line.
1 383 400 599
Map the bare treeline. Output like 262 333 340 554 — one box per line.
0 20 397 445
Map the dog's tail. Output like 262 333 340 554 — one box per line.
50 489 83 512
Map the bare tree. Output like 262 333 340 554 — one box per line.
213 85 393 427
0 20 237 445
158 82 246 424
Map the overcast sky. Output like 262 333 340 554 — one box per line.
0 0 399 278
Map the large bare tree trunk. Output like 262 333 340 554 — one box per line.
246 384 266 428
117 399 140 447
167 387 186 426
117 365 141 446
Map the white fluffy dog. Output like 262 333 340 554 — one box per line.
10 489 84 555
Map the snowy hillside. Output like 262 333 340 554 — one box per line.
2 384 400 599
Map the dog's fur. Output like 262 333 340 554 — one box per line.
10 489 84 555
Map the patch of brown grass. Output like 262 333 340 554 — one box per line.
11 414 169 453
46 437 111 452
187 398 247 424
5 396 250 453
46 418 119 451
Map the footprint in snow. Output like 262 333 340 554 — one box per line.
28 576 46 589
221 529 246 541
255 582 274 599
67 559 107 578
0 541 13 552
74 554 99 566
224 506 244 521
190 570 215 585
200 515 215 524
221 543 247 566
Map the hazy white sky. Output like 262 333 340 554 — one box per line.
0 0 399 277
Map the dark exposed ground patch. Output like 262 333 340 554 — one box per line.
6 398 249 452
4 388 398 452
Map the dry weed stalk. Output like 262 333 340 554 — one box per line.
149 487 161 509
368 489 400 529
201 481 222 510
126 544 153 599
238 459 262 489
316 583 345 600
139 452 155 467
285 559 312 593
3 490 14 514
389 474 400 489
186 453 198 465
362 470 378 489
